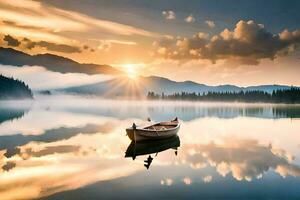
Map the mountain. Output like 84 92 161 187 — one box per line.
0 47 122 75
0 75 33 99
61 76 296 97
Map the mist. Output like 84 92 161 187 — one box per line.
0 64 113 90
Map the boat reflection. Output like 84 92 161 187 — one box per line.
125 136 180 169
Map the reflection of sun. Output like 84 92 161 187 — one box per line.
123 64 137 79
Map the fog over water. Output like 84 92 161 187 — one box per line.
0 65 112 90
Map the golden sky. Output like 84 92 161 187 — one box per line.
1 0 300 86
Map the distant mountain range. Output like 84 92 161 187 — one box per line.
0 47 297 98
61 76 296 97
0 75 33 99
0 47 122 75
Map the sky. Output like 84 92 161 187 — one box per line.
1 0 300 86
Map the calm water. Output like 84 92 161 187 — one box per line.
1 95 300 200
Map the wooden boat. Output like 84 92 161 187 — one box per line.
125 135 180 158
126 117 180 142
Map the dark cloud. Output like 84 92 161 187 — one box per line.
83 44 95 52
83 45 89 50
4 35 21 47
154 20 300 65
22 38 82 53
1 35 83 53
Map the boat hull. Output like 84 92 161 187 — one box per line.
126 124 180 142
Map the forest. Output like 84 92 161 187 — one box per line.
147 88 300 103
0 75 33 100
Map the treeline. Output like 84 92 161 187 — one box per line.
147 88 300 103
0 75 33 100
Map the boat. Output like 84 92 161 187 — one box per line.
125 135 180 158
126 117 180 142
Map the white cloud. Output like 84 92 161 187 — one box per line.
93 39 137 52
153 20 300 66
162 10 176 20
0 64 112 90
205 20 215 28
185 15 195 23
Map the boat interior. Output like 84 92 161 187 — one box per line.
144 122 178 130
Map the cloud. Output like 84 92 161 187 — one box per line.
3 35 20 46
185 15 195 23
0 65 112 90
0 0 156 38
1 35 82 53
23 38 81 53
97 42 111 52
153 20 300 65
205 20 215 28
89 38 137 52
105 39 137 46
162 10 176 20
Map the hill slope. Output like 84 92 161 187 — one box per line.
0 47 122 75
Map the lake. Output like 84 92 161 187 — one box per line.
1 95 300 200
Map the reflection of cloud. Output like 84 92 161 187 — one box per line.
202 175 212 183
183 139 300 181
0 122 116 158
2 161 16 172
162 10 176 20
0 155 142 200
21 145 80 159
160 178 173 186
276 165 300 177
0 123 141 200
4 147 21 158
0 65 112 90
183 177 192 185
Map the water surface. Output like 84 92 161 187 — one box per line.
1 96 300 200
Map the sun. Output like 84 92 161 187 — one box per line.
123 64 137 79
